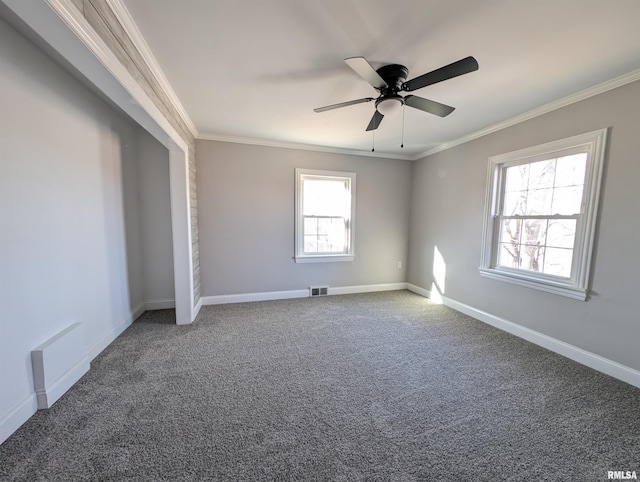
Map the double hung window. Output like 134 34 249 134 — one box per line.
295 169 355 263
479 129 607 300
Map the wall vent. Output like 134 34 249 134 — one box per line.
309 286 329 297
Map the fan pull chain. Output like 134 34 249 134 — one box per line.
401 103 405 148
371 129 375 152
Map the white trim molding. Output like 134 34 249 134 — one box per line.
105 0 198 138
145 299 176 310
406 283 432 299
197 133 414 161
328 283 407 296
0 394 39 445
406 284 640 389
201 283 408 306
201 289 310 305
85 303 144 362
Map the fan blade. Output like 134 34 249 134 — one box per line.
345 57 388 90
314 97 374 113
366 110 384 131
404 95 455 117
402 56 479 92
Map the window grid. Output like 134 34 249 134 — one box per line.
479 129 607 300
303 215 348 254
294 169 356 263
495 154 586 279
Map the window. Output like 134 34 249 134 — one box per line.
295 168 355 263
479 129 607 300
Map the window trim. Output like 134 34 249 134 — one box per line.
294 168 356 263
479 128 608 300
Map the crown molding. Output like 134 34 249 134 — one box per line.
415 67 640 160
196 133 415 161
105 0 198 139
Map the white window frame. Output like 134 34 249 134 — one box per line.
295 168 356 263
479 128 607 300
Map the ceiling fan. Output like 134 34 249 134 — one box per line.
314 56 479 132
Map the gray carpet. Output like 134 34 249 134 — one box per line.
1 290 639 481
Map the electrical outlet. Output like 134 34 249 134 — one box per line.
397 261 402 269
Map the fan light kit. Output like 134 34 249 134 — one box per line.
376 96 403 116
314 55 479 148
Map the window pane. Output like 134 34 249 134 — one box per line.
316 217 330 235
498 243 519 268
304 236 318 253
303 179 348 216
547 219 576 249
303 216 345 254
505 164 529 192
551 186 583 215
304 217 318 235
504 191 526 216
543 247 573 278
525 188 553 215
326 218 346 252
528 159 555 190
520 245 544 272
304 217 319 252
500 218 522 245
316 234 331 252
555 154 587 187
522 218 548 247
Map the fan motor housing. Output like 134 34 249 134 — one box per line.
376 64 409 93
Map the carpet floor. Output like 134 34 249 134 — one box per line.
1 290 638 481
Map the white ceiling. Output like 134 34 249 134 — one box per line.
120 0 640 159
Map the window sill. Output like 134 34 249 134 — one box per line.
294 254 354 264
478 268 587 301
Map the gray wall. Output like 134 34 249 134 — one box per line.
0 17 173 442
196 141 412 296
0 14 139 433
408 79 640 372
136 130 175 304
67 0 200 306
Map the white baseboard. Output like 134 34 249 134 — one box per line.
328 282 408 295
406 283 432 299
145 299 176 310
1 303 145 445
34 357 90 410
131 302 146 321
201 289 310 305
85 303 142 362
0 394 38 445
406 283 640 389
201 283 409 306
